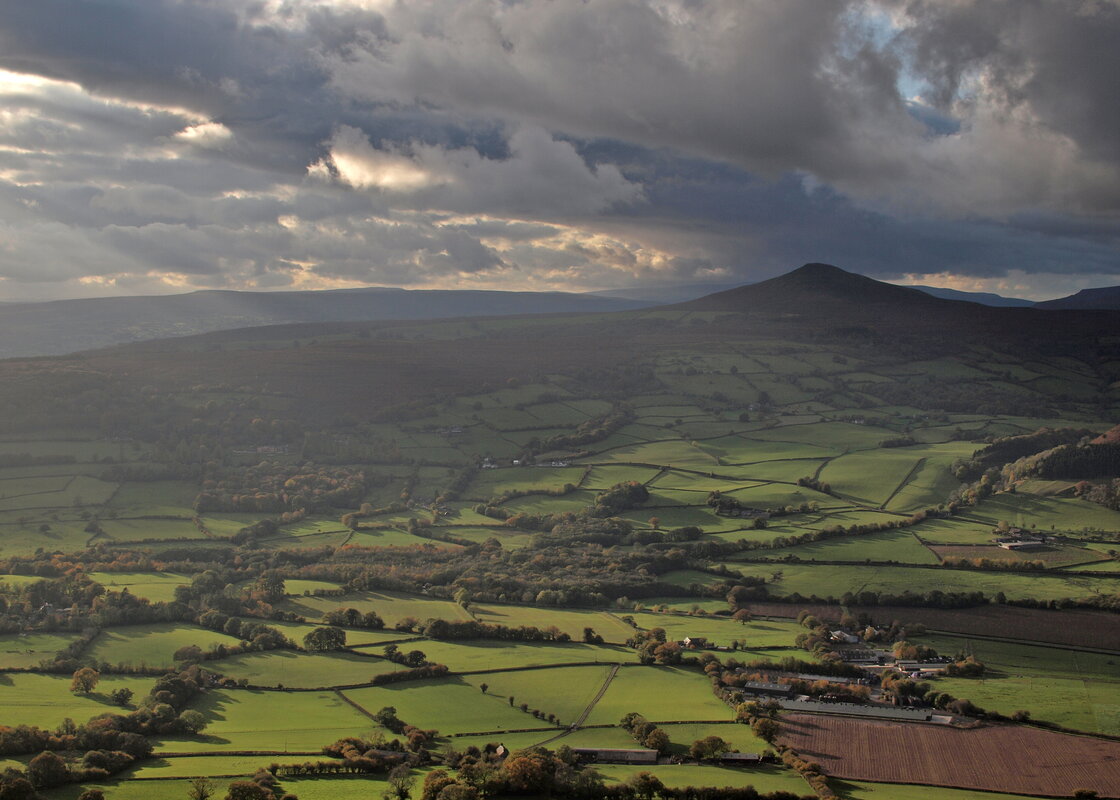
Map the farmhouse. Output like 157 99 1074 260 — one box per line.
830 630 860 644
572 748 658 765
682 636 708 649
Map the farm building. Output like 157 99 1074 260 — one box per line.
739 680 793 697
778 698 933 722
719 752 762 765
837 648 891 665
573 748 658 764
682 636 708 649
996 538 1046 550
830 630 860 644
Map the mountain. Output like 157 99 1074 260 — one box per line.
909 285 1035 307
2 261 1118 430
1036 285 1120 310
0 286 650 358
678 262 952 314
589 282 743 304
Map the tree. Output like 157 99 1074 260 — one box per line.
385 764 415 800
70 667 99 694
27 752 69 788
174 644 204 663
626 771 664 800
751 717 781 744
479 683 489 694
110 687 134 706
224 781 271 800
421 769 457 800
188 777 215 800
303 626 346 652
78 791 106 800
179 709 208 733
689 735 730 761
643 727 670 754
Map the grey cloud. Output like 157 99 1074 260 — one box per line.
0 0 1116 300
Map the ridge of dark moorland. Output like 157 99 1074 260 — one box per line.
0 286 650 359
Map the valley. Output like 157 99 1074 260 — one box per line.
0 266 1119 799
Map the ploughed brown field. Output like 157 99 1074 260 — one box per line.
745 603 1120 651
780 713 1120 798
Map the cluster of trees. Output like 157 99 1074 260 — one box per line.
537 407 634 454
382 644 430 667
940 556 1048 572
625 628 684 665
427 744 811 800
370 664 450 686
418 619 572 642
794 477 834 495
591 482 650 518
485 477 584 508
369 708 439 755
873 379 1054 418
0 665 211 794
194 463 369 513
303 626 347 652
879 436 917 448
322 607 384 629
952 428 1092 481
1075 479 1120 512
1034 443 1120 480
620 713 670 753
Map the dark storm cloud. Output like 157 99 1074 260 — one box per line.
0 0 1116 300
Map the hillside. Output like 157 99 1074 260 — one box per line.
680 263 958 314
909 285 1035 307
1036 284 1120 310
0 262 1119 800
0 286 648 358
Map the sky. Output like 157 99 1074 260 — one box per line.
0 0 1118 302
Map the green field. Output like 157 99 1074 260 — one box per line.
459 665 614 725
915 634 1120 735
584 666 734 725
0 631 77 668
86 624 242 668
414 639 639 671
760 529 940 564
625 612 802 649
154 689 372 753
209 649 398 688
280 591 473 627
2 325 1120 800
724 561 1120 602
88 571 193 602
597 764 810 794
344 676 549 735
470 604 637 643
0 673 155 729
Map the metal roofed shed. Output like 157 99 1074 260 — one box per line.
572 748 658 764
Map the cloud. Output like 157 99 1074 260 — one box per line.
0 0 1116 301
319 124 643 216
173 121 234 149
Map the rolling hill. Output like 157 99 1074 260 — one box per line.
1036 285 1120 310
0 286 649 358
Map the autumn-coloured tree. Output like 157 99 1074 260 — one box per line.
70 666 99 694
